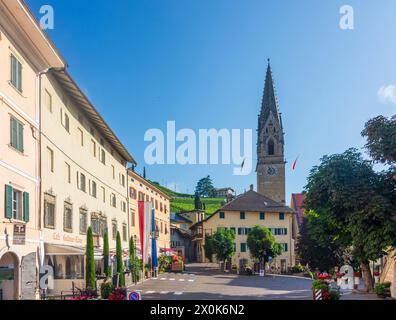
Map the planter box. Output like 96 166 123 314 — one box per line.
171 262 184 272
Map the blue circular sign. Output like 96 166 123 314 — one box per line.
128 291 140 301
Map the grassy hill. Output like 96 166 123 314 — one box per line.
150 181 224 215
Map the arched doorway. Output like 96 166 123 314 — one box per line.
0 252 19 300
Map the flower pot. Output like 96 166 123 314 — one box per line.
354 277 360 286
374 276 380 284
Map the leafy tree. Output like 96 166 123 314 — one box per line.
103 230 111 278
297 216 343 272
194 192 202 210
116 231 125 287
129 237 140 283
304 149 396 292
362 115 396 165
85 227 96 289
204 234 215 262
195 176 216 198
206 229 235 268
247 226 283 273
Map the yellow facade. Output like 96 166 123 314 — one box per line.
128 170 171 256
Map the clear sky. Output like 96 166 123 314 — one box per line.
28 0 396 204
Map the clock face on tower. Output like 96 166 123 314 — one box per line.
267 166 278 176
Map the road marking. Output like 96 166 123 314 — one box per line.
179 279 185 282
160 278 167 281
188 279 195 282
146 291 156 294
174 292 183 295
169 278 175 281
160 291 169 294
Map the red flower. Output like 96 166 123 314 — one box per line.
336 272 345 278
322 291 331 300
374 271 380 277
318 273 332 280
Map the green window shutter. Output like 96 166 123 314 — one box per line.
10 117 17 148
11 55 16 86
23 192 30 222
18 121 24 152
17 60 22 91
5 185 13 219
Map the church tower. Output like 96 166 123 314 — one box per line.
256 60 286 204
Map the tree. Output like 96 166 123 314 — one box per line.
362 115 396 165
194 192 202 210
297 216 343 272
204 234 215 262
85 227 96 289
116 231 125 287
207 229 235 269
247 226 283 274
129 237 140 283
103 230 111 278
304 149 396 292
195 176 216 198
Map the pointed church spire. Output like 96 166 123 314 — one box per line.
259 59 281 129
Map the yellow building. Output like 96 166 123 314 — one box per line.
0 0 65 300
128 170 171 256
191 186 297 273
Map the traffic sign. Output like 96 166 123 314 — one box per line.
127 289 142 301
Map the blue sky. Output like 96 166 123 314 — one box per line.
28 0 396 203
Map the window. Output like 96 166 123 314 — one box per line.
130 187 137 200
45 90 52 112
230 227 236 234
122 223 127 241
160 202 163 212
260 212 265 220
240 212 245 220
131 210 136 227
47 147 54 172
64 202 73 232
10 54 22 92
78 128 84 145
268 139 275 155
240 243 247 253
111 165 115 179
100 149 106 165
10 116 24 152
160 221 163 233
111 193 116 208
79 173 86 192
91 215 101 236
64 113 70 133
121 201 126 212
91 181 97 198
282 243 288 252
279 212 285 220
155 200 158 210
120 174 125 187
65 162 71 183
44 194 56 228
238 228 250 235
79 208 87 234
5 185 29 222
219 212 225 219
165 223 168 235
11 189 23 221
101 187 106 203
112 220 117 240
91 139 96 157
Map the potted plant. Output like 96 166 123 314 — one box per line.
335 272 345 286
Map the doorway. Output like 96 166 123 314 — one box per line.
0 252 19 300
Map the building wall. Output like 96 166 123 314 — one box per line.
39 73 129 282
128 171 171 255
0 25 40 300
202 210 295 271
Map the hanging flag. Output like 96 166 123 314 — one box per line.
151 208 158 269
143 202 153 266
138 201 145 257
292 156 300 170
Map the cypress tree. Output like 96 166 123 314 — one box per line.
103 230 111 278
116 231 125 287
85 227 96 289
129 237 136 283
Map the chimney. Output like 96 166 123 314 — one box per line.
250 184 254 191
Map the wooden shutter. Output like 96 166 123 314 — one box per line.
18 121 24 152
5 185 13 219
23 192 29 222
17 60 22 91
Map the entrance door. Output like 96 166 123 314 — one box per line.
21 253 37 300
0 252 19 300
281 260 287 274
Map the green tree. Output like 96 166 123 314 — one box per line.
209 229 235 269
304 149 396 292
297 216 343 272
103 230 111 278
85 227 96 289
129 237 140 283
194 192 202 210
195 176 216 198
204 234 215 262
362 115 396 165
116 231 125 287
247 226 283 273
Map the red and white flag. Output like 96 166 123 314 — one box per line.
138 201 153 265
292 156 300 170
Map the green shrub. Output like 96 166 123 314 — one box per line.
158 255 172 273
100 281 115 299
312 280 329 291
329 289 341 300
374 283 386 296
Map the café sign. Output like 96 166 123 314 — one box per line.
13 223 26 245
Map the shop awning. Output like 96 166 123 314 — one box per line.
44 243 103 258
